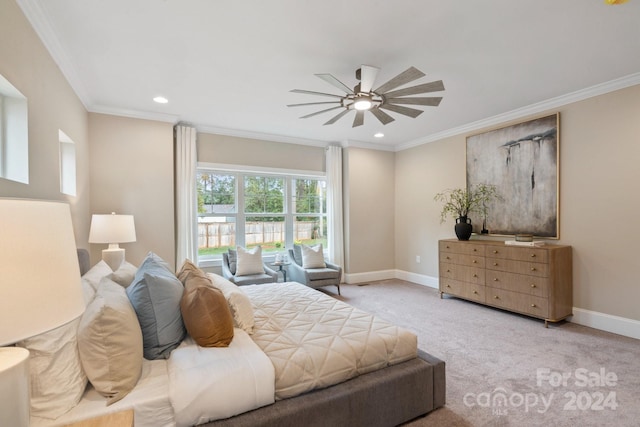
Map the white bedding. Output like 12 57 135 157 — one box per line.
30 359 174 427
244 282 418 399
168 329 275 427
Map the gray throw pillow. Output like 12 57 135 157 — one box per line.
292 244 303 266
126 252 186 360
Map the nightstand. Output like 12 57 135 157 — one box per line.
62 409 134 427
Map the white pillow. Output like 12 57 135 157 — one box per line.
235 246 265 276
78 277 143 405
107 261 137 288
208 273 255 334
17 320 87 419
301 244 326 268
81 260 113 291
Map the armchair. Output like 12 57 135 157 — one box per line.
287 245 342 295
221 252 277 286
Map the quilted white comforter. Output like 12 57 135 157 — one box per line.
243 282 418 399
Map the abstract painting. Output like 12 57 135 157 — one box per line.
466 113 559 238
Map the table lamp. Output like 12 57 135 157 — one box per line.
88 212 136 271
0 198 86 427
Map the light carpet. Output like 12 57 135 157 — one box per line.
331 280 639 427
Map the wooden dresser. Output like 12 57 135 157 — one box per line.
438 239 572 326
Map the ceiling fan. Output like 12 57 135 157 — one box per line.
288 65 444 128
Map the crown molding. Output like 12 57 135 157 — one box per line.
16 0 92 109
396 72 640 152
89 104 180 124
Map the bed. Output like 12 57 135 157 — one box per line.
29 250 445 426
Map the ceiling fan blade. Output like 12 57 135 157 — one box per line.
383 80 445 98
323 109 351 125
300 106 344 119
370 108 395 125
352 110 365 127
315 73 354 94
359 65 380 93
385 97 443 106
290 89 344 99
287 101 342 107
379 103 424 118
374 66 426 94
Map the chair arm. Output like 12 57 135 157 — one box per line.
221 253 234 281
263 264 278 281
287 260 310 284
324 261 343 283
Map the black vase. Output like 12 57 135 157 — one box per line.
455 216 473 241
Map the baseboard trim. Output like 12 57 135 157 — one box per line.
346 270 639 340
570 307 640 340
343 269 396 284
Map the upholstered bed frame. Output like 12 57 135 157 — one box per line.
76 250 445 426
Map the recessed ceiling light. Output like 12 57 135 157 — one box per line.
374 132 384 138
153 96 168 104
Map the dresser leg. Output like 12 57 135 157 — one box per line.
439 292 443 299
544 319 549 328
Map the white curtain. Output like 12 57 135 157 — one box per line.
326 145 345 274
175 124 198 266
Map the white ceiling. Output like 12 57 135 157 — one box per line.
18 0 640 150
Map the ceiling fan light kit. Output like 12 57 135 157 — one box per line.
288 65 445 128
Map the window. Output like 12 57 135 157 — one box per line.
0 74 28 184
197 169 327 264
59 130 76 196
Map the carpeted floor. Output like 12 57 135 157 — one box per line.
330 280 639 427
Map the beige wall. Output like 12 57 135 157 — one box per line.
344 147 396 275
0 0 91 246
88 114 175 269
395 84 640 321
198 133 325 172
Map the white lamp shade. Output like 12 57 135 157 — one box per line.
0 199 85 346
89 213 136 244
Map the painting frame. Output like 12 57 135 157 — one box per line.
466 113 560 239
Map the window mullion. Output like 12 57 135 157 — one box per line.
237 174 245 248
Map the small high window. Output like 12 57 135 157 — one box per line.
0 74 29 184
59 130 76 196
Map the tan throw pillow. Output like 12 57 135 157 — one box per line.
17 319 87 419
77 277 143 405
180 274 234 347
107 261 137 288
176 259 207 284
235 246 265 276
208 273 255 334
301 243 326 268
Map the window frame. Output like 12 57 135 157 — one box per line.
197 163 326 267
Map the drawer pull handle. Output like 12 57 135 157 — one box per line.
493 263 498 266
530 254 536 258
446 256 450 259
446 285 451 288
473 291 478 295
494 295 499 299
531 267 536 271
473 260 477 263
473 248 477 252
531 304 537 308
493 250 498 254
473 274 478 278
530 284 536 288
493 278 498 281
446 245 450 249
446 269 451 273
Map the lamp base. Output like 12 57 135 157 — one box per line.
0 347 30 427
102 248 125 271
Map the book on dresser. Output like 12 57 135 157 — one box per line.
438 239 573 327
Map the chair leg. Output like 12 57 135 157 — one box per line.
336 284 341 295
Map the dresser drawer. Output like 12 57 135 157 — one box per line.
486 286 549 318
440 262 485 285
440 252 485 268
486 270 549 298
485 258 548 277
439 241 485 256
440 278 485 303
486 246 548 263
